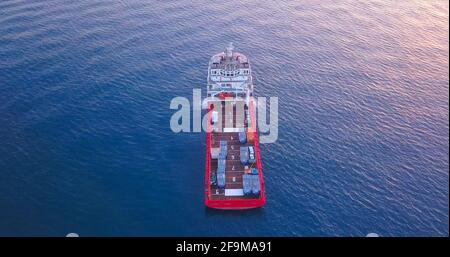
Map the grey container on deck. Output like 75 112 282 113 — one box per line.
239 132 246 144
251 175 260 195
219 140 227 158
248 146 255 164
240 146 249 165
217 172 226 188
217 158 226 173
242 174 252 195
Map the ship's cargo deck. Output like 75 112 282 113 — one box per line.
206 100 264 204
210 132 259 199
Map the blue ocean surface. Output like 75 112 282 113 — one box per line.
0 0 448 236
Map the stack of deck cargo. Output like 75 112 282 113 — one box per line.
248 146 255 164
242 174 252 195
238 132 246 144
217 159 225 188
240 146 248 165
217 140 228 188
219 140 227 159
251 175 260 195
217 158 226 188
242 171 260 195
217 158 226 173
217 172 225 188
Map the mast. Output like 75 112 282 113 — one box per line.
225 42 234 58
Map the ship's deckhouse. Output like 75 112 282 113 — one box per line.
207 43 253 100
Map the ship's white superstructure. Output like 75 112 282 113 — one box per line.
207 43 253 104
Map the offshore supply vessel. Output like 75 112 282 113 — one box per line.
204 43 266 209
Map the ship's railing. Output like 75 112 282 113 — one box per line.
249 99 265 200
204 103 213 201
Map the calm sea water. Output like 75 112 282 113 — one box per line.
0 0 448 236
